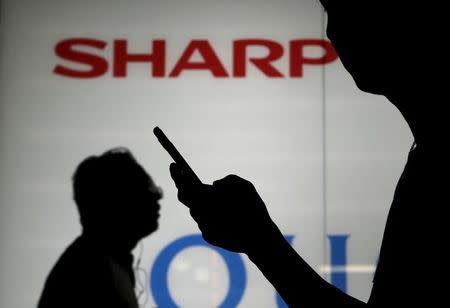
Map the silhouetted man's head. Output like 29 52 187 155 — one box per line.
319 1 435 97
73 148 162 248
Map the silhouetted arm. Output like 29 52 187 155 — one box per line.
170 164 366 307
246 226 365 307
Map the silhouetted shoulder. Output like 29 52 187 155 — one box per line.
38 236 116 308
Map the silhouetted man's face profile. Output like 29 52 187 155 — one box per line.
319 1 425 97
73 148 162 249
320 1 444 143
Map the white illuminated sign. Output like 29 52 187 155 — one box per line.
0 0 412 307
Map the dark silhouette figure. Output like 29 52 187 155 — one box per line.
38 148 162 308
169 2 447 307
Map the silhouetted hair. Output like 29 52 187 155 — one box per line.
320 1 436 39
72 147 150 229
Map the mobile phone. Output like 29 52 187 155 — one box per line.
153 126 202 185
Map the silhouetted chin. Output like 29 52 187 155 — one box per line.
354 79 386 96
148 220 159 234
349 70 387 95
337 53 391 97
140 216 159 238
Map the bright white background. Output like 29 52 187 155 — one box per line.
0 0 412 307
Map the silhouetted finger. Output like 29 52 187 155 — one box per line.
170 163 186 188
170 162 199 188
177 183 213 209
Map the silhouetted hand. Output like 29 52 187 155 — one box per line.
170 163 281 254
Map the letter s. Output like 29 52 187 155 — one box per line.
54 38 108 78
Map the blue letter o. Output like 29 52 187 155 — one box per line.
150 234 247 307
